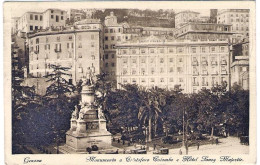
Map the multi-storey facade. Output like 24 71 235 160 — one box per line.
116 35 230 93
16 9 67 33
67 9 85 23
11 17 19 35
141 27 174 36
173 22 233 41
103 12 140 81
175 10 200 28
42 9 67 29
28 26 103 84
199 16 210 23
83 9 97 18
17 12 43 33
217 9 249 40
230 38 249 90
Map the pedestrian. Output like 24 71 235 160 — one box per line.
154 144 156 150
123 140 125 145
179 149 182 155
113 137 115 142
117 138 120 143
216 138 219 145
197 141 200 150
123 149 126 154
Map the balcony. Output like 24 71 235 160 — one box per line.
202 82 208 86
221 60 227 65
221 70 228 75
193 72 199 76
201 61 208 66
192 61 198 66
34 50 39 54
193 82 199 86
54 49 62 53
211 61 218 66
201 71 208 76
212 82 219 86
211 71 218 75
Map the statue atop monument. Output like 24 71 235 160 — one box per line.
65 68 112 153
85 67 94 86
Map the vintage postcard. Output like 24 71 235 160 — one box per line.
4 1 256 165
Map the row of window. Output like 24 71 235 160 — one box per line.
50 15 64 22
119 46 228 55
29 25 42 31
231 26 249 31
50 10 64 15
120 66 228 75
29 14 64 22
105 62 115 67
104 54 115 59
121 77 227 84
104 44 115 49
31 52 97 61
30 42 96 52
29 14 42 21
228 13 249 17
104 28 122 33
230 18 249 22
31 34 95 44
121 57 227 64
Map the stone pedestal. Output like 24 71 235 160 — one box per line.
64 83 112 153
66 130 112 152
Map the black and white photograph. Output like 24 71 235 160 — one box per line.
3 1 256 164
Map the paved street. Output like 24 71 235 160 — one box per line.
168 137 249 155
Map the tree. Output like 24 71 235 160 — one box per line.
196 83 228 139
138 87 164 142
94 72 116 122
43 64 76 145
44 64 74 98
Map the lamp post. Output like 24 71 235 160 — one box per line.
182 108 185 147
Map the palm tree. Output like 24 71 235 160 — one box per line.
138 89 163 142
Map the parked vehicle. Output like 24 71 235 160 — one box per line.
153 148 169 155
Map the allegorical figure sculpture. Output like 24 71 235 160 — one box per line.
71 105 79 119
98 106 105 120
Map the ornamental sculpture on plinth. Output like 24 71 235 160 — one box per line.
65 72 111 152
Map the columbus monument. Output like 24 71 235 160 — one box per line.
64 69 112 152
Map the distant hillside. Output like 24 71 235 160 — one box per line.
92 9 175 28
126 16 175 28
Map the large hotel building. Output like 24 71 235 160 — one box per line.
14 9 249 94
116 36 230 93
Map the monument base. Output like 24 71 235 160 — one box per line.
65 130 112 152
